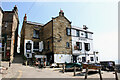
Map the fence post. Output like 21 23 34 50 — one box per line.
63 63 65 73
74 66 76 76
114 67 118 80
85 67 88 79
99 68 103 80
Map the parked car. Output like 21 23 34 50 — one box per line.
115 64 120 73
100 61 115 71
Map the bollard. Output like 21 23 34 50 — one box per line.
9 61 11 67
63 64 65 73
74 66 76 76
99 68 103 80
85 67 88 79
25 60 27 66
114 67 118 80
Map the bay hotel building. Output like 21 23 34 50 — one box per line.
20 10 99 65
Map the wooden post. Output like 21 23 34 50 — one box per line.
25 60 27 66
114 67 118 80
74 66 76 76
85 67 88 79
63 64 65 73
99 68 102 80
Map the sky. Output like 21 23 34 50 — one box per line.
1 1 118 63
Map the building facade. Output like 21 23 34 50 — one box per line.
0 7 3 38
2 5 19 62
20 10 98 64
20 14 44 59
0 7 3 62
71 25 99 63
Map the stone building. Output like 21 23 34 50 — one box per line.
21 10 72 64
20 14 44 59
0 7 3 61
0 7 3 38
2 5 19 62
43 10 72 63
20 10 98 64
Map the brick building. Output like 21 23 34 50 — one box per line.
1 5 19 62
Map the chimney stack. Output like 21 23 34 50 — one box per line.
59 9 64 16
24 14 27 21
83 25 88 30
13 5 18 13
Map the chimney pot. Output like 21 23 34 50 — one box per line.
24 14 27 21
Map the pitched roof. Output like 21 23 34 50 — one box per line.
26 21 44 26
72 25 93 34
0 7 3 13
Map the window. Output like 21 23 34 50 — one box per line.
76 42 82 50
76 30 79 37
96 57 98 61
84 43 90 51
82 57 86 62
66 42 70 48
33 42 39 52
66 28 71 36
26 42 32 53
85 32 88 38
33 29 39 38
47 41 50 50
90 57 94 61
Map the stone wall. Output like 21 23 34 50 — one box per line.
52 16 72 55
43 21 53 53
2 6 19 61
0 8 3 37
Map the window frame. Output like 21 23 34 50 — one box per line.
84 43 90 51
90 57 94 61
47 41 50 50
82 57 86 62
33 41 39 52
85 32 88 38
76 42 82 50
33 29 40 39
66 42 70 48
76 30 80 37
66 28 71 36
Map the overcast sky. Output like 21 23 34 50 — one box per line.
1 1 118 63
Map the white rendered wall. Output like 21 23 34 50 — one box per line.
54 54 72 63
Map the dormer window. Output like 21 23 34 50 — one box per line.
76 30 79 37
33 29 39 38
85 32 88 38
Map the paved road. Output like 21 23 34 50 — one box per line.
1 62 72 78
1 62 120 79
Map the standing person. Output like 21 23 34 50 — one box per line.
44 58 46 68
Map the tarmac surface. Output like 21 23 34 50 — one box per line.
0 61 120 79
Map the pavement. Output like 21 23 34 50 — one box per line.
0 61 120 79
